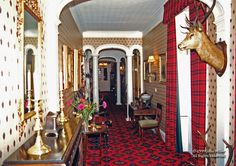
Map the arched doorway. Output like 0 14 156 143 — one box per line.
98 49 126 105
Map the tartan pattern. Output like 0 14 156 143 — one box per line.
165 18 177 150
189 3 206 166
163 1 206 164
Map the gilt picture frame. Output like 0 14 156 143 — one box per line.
159 53 166 82
144 61 150 81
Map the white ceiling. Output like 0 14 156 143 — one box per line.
69 0 166 35
59 0 167 48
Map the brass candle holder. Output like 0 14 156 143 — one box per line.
27 99 51 155
17 99 26 137
58 89 68 123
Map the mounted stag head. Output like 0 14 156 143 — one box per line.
178 0 227 77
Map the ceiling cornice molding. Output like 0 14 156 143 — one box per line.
143 0 166 36
83 31 143 38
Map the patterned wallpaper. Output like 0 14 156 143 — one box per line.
206 13 217 166
230 1 236 165
143 22 167 135
83 38 142 48
0 0 33 164
24 37 37 48
0 0 48 164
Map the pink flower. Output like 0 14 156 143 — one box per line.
102 101 107 109
24 100 28 108
80 98 86 103
67 99 73 106
78 103 85 111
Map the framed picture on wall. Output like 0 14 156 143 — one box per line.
144 61 149 81
159 53 166 82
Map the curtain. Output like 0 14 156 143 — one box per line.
163 0 206 165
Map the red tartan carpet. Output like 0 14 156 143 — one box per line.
85 98 195 165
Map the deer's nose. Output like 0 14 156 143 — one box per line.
178 44 182 49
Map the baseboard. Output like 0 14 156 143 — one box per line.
160 129 166 143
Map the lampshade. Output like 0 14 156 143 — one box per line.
148 55 155 63
99 62 108 67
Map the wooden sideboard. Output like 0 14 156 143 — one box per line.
3 117 83 166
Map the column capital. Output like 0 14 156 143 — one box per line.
92 54 99 57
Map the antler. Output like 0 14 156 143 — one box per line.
180 25 190 31
223 139 235 166
200 0 216 24
196 125 211 166
192 0 199 26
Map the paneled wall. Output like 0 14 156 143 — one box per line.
143 23 167 134
58 41 83 117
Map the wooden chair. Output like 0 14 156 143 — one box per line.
137 92 153 109
138 103 162 141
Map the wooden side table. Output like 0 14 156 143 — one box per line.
82 125 108 161
3 117 83 166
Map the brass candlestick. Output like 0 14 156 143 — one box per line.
27 99 51 155
18 99 26 137
58 90 68 123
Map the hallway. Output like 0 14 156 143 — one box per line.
85 95 195 165
0 0 235 165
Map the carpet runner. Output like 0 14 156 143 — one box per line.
85 101 196 165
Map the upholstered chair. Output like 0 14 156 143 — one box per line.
138 103 162 141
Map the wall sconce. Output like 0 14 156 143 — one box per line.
120 66 124 72
147 55 156 82
99 62 108 67
148 55 155 63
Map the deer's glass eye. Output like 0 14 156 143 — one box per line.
190 34 194 39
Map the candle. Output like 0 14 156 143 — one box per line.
59 71 63 91
27 69 31 91
33 72 40 100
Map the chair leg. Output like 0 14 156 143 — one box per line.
141 129 144 141
138 126 141 137
155 127 160 139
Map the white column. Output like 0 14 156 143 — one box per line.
74 49 78 91
44 2 60 113
126 53 133 120
92 54 99 111
140 51 144 93
116 60 121 105
85 58 90 100
214 4 231 165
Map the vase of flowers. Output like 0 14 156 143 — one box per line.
67 98 96 132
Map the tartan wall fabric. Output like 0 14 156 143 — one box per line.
189 2 206 166
163 0 191 24
163 0 206 164
165 18 177 150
